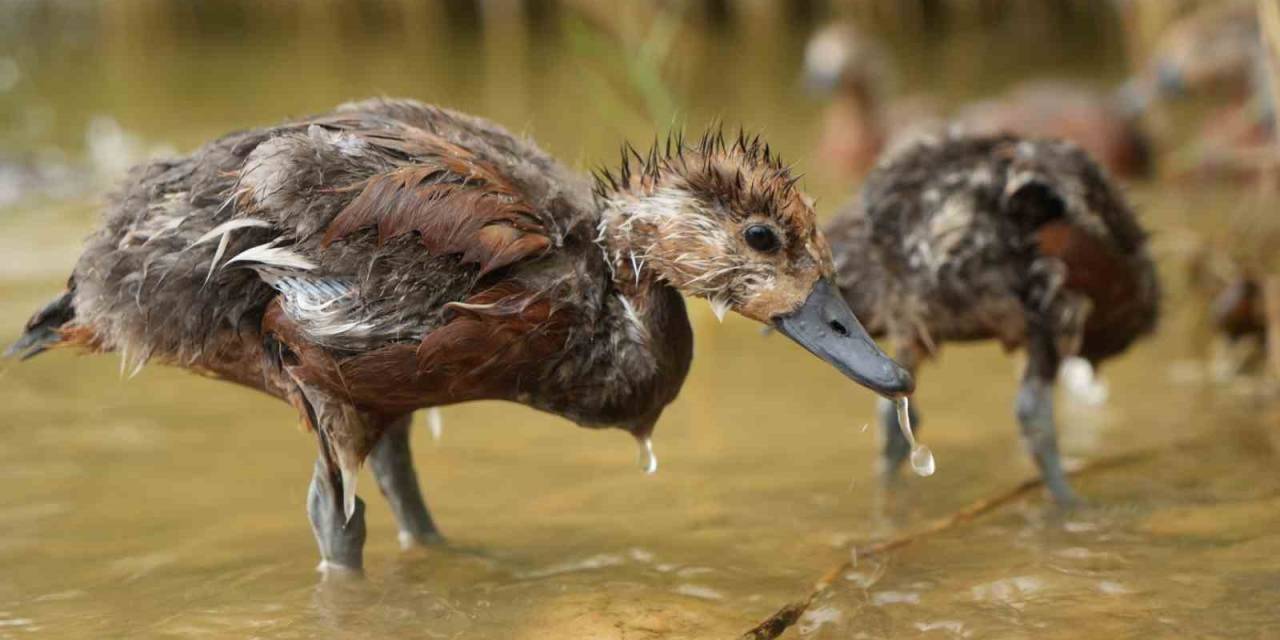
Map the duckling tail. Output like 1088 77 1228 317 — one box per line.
6 290 75 361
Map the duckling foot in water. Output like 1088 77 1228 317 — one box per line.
1017 330 1079 506
369 415 444 549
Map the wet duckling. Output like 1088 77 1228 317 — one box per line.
802 23 943 180
1212 276 1267 347
825 133 1159 504
804 23 1152 181
1130 1 1273 183
1127 0 1260 105
7 99 912 571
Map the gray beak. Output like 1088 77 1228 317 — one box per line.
773 279 914 398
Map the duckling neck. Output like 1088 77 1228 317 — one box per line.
560 196 693 434
595 193 678 298
824 84 886 172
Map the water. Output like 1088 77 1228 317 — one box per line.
2 3 1279 638
427 407 444 442
637 437 659 475
895 396 936 477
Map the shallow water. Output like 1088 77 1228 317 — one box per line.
2 4 1279 638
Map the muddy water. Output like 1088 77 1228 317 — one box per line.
2 4 1280 638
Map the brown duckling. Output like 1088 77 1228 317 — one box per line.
825 133 1159 504
1127 1 1273 183
6 99 912 571
1127 0 1260 105
1212 276 1267 346
804 23 1152 181
802 23 943 181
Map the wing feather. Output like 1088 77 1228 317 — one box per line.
321 127 552 277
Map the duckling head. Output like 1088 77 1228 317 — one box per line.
596 130 913 398
802 22 892 99
1141 1 1260 103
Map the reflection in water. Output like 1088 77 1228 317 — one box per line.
0 2 1279 639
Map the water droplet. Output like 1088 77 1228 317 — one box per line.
895 396 937 477
894 396 916 447
427 407 443 442
910 445 935 477
638 437 658 475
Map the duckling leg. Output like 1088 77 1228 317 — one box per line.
308 457 367 573
878 343 922 482
369 414 444 548
1016 327 1079 506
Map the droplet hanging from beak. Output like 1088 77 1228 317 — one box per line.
895 396 935 477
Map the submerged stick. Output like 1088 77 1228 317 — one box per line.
1264 276 1280 382
739 452 1150 640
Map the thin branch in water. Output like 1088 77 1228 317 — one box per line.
739 451 1151 640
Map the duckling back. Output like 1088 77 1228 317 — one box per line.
827 133 1158 364
14 99 597 380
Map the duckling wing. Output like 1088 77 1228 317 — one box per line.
225 104 582 351
68 100 589 396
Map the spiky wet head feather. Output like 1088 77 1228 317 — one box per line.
595 127 805 220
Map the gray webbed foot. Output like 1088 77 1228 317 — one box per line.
308 459 367 573
1015 378 1079 507
370 415 444 548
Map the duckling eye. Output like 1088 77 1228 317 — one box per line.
743 224 781 253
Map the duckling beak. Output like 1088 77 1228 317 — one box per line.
773 279 914 398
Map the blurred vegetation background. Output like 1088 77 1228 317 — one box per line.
0 0 1158 184
1 1 1273 370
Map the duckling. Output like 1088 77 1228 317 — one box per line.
1187 206 1280 376
802 23 943 180
1212 276 1267 346
1127 0 1260 104
6 99 912 571
1126 1 1274 183
825 133 1159 504
804 23 1152 181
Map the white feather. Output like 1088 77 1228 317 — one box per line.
340 466 359 524
709 297 731 323
191 218 273 282
617 295 650 343
226 240 317 271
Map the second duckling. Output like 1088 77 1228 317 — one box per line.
825 133 1160 504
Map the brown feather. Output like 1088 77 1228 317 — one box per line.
322 128 551 277
1036 221 1149 361
261 286 572 416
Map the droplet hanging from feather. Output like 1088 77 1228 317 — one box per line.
427 407 443 442
637 437 658 475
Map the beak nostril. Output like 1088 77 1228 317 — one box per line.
828 320 850 337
